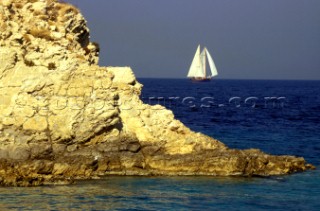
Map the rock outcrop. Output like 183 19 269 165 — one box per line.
0 0 315 186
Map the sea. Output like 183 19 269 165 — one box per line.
1 79 319 210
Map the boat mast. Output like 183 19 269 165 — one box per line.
201 47 207 78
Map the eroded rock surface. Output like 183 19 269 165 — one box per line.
0 0 315 186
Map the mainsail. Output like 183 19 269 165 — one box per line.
187 45 203 77
187 45 218 79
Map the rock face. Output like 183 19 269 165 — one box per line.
0 0 315 186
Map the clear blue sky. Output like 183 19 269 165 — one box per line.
67 0 320 80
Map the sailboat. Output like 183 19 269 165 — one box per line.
187 45 218 82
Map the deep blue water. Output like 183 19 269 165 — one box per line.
0 79 319 210
141 79 320 166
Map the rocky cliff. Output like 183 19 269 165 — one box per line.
0 0 315 186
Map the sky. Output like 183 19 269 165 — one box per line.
66 0 320 80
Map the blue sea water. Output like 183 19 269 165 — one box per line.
1 79 319 210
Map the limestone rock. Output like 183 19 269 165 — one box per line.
0 0 315 186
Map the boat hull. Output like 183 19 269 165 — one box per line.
190 77 211 82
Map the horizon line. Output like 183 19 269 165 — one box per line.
136 77 320 81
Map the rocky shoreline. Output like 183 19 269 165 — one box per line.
0 0 315 187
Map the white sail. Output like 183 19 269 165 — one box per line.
187 45 204 78
187 45 218 79
205 48 218 77
200 48 206 77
